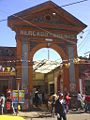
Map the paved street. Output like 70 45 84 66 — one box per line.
18 111 90 120
25 113 90 120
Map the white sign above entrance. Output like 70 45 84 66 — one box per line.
20 30 76 40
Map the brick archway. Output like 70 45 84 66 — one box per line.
31 43 68 60
30 42 69 93
8 1 86 92
28 41 69 92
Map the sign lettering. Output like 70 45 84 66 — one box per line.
20 30 76 39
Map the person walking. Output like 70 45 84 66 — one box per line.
12 102 18 115
55 93 67 120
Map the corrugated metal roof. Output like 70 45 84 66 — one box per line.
33 59 61 73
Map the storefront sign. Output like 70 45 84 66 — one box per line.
20 30 76 39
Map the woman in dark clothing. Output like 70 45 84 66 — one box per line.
35 91 39 107
55 93 67 120
51 96 56 117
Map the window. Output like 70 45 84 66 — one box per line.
50 83 54 95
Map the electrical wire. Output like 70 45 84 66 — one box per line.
0 19 7 22
61 0 88 7
0 0 88 46
0 0 88 22
78 30 90 51
0 0 89 64
77 30 90 47
0 9 77 44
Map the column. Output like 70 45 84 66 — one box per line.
67 45 76 93
75 64 79 92
16 35 22 89
63 66 70 92
21 38 29 89
16 79 21 90
28 41 33 92
28 61 33 92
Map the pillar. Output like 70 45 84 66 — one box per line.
28 61 33 92
67 45 76 93
21 37 29 89
75 64 79 92
16 35 22 89
63 66 70 93
28 41 33 92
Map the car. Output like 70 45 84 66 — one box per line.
0 115 25 120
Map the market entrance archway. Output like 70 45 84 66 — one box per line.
33 48 62 94
8 1 86 93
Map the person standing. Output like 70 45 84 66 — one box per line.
0 94 6 114
51 96 56 117
65 93 71 113
77 91 85 110
55 93 67 120
35 90 39 107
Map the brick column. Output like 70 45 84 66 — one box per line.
28 61 33 92
63 66 70 93
16 35 22 89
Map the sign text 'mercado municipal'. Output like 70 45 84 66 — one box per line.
20 30 76 39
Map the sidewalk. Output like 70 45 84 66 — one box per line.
18 103 90 118
18 111 90 120
18 111 52 118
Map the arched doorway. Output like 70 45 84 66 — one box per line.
8 1 86 93
30 42 69 93
33 48 62 95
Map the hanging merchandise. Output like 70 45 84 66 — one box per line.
12 90 25 103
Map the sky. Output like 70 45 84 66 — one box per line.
0 0 90 61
